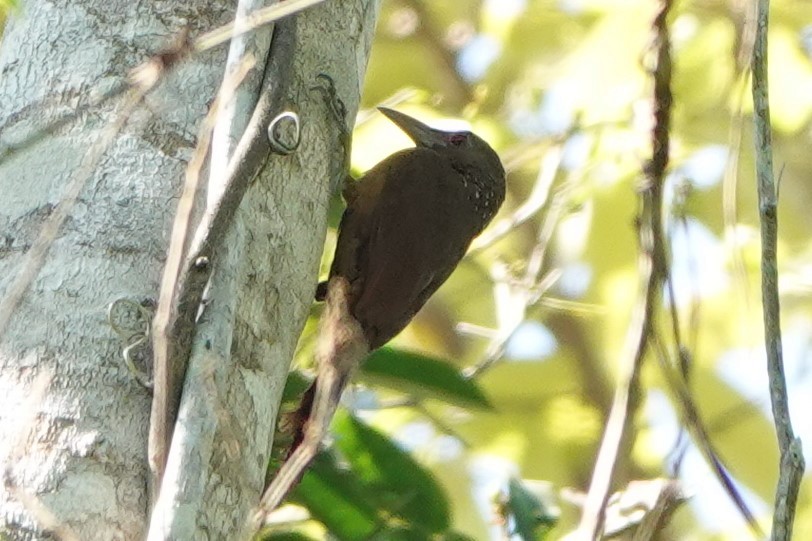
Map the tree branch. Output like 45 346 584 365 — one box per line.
574 2 673 538
148 1 380 537
751 0 805 538
148 16 298 496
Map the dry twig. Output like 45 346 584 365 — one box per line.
574 2 673 538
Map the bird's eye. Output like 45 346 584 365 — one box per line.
447 134 467 146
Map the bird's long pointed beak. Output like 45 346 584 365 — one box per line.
378 107 445 147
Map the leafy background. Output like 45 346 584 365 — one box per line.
264 0 812 539
4 0 808 537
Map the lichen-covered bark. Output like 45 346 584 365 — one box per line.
0 0 379 538
149 3 380 538
0 0 230 538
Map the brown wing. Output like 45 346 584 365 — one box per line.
330 148 478 349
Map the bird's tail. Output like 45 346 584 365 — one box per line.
251 277 369 527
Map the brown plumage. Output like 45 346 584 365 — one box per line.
257 108 505 519
329 107 506 348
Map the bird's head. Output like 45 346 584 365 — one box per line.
378 107 505 181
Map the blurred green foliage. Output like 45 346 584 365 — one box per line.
274 0 812 539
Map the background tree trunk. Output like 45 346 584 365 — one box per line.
0 0 378 539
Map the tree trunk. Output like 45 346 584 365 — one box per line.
0 0 378 538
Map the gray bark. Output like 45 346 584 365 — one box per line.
149 2 379 538
0 0 378 538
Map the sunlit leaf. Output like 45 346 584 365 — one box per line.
360 347 492 409
254 530 319 541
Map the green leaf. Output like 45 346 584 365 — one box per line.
254 530 319 541
440 532 478 541
291 451 381 541
333 411 451 532
280 371 313 404
507 479 557 541
359 347 492 409
368 527 428 541
368 527 476 541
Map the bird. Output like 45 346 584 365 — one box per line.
254 107 506 521
329 106 506 348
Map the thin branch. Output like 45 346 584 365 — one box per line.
210 0 278 193
660 226 762 533
148 5 303 492
651 336 763 537
593 478 687 540
148 53 256 496
192 0 326 53
629 479 687 541
575 2 673 538
464 268 561 378
751 0 805 538
470 143 564 252
463 141 575 377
